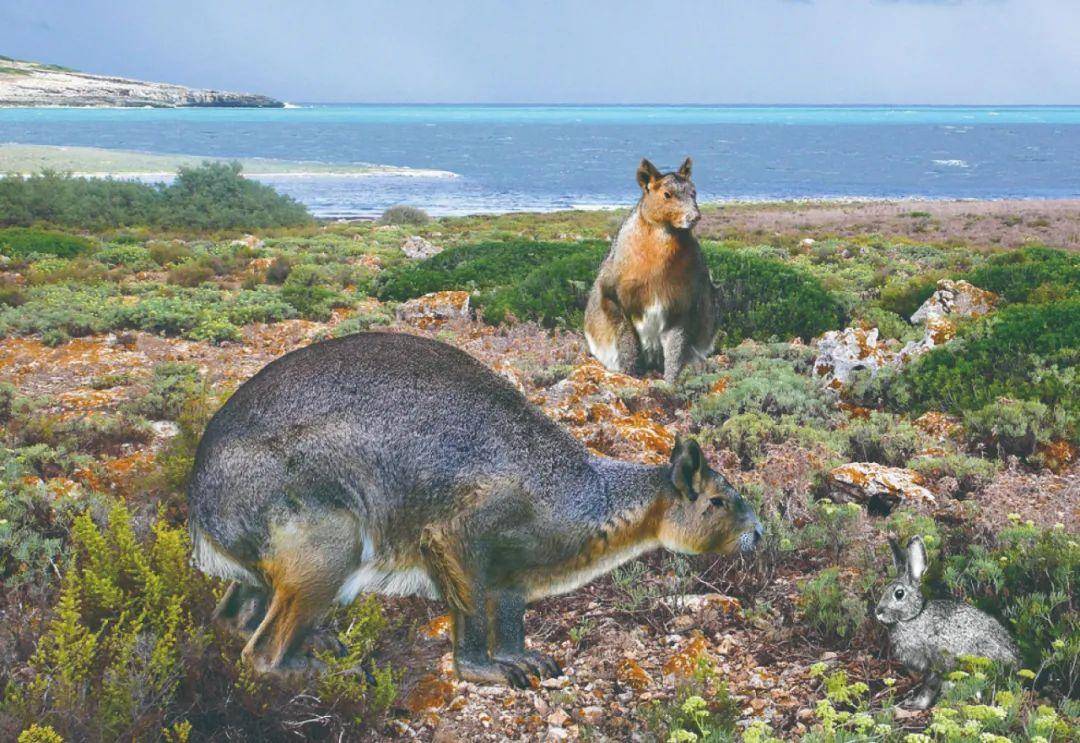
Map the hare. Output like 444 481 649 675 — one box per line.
875 536 1019 709
189 332 762 686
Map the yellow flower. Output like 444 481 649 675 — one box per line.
1017 668 1037 680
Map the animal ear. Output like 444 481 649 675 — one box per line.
906 536 927 582
888 537 905 574
678 157 692 179
637 158 661 190
669 436 704 502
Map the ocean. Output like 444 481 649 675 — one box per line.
2 104 1080 217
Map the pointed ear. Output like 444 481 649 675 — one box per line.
906 536 927 583
637 158 661 190
888 537 905 574
669 436 704 502
678 157 692 179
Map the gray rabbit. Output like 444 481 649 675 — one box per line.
875 536 1019 709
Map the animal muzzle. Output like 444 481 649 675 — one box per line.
680 211 701 229
738 522 763 553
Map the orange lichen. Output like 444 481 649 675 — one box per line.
616 658 652 691
662 633 711 680
1037 439 1078 474
420 614 452 639
404 673 456 714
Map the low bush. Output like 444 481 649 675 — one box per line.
281 264 347 320
908 454 998 497
93 244 155 271
0 164 311 231
942 519 1078 697
964 246 1079 305
843 412 923 467
378 205 430 226
798 567 868 643
692 357 835 428
1 502 211 740
148 241 194 267
0 228 93 259
707 247 847 345
125 363 205 421
895 299 1080 432
876 271 946 319
963 398 1071 461
166 259 216 287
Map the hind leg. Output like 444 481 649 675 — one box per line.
242 510 362 675
585 292 640 375
490 590 561 680
213 581 269 639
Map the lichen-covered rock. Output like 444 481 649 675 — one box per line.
536 361 673 463
401 235 442 260
395 291 471 325
827 462 936 509
813 327 898 388
910 279 997 324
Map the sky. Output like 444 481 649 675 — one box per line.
2 0 1079 104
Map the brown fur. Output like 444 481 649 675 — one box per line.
584 157 717 382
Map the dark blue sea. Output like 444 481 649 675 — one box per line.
2 105 1080 217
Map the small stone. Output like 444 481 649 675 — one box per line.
579 705 603 725
546 727 570 741
150 420 181 439
401 235 442 260
541 676 570 689
547 709 571 728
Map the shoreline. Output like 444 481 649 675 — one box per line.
0 143 457 179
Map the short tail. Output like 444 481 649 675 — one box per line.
190 522 261 586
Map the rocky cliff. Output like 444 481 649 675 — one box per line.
0 56 283 108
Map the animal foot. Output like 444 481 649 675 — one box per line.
456 657 536 689
493 651 562 680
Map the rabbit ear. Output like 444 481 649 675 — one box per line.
906 536 927 583
888 537 905 574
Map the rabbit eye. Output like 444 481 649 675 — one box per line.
894 587 905 600
709 497 726 508
664 191 672 199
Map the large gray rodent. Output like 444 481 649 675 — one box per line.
876 536 1019 708
189 332 762 687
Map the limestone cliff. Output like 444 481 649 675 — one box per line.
0 56 283 108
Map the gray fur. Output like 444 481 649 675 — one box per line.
189 332 761 684
875 536 1019 709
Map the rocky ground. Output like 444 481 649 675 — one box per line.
2 295 1074 741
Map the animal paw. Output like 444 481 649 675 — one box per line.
456 657 536 689
493 651 562 680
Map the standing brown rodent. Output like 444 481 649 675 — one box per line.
584 157 717 383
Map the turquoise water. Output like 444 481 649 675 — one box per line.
2 104 1079 215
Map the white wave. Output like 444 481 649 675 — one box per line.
932 159 969 168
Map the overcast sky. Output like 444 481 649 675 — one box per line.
2 0 1078 104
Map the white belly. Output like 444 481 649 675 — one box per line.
633 303 666 358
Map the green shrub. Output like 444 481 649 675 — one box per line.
0 228 93 259
908 454 998 497
0 164 310 231
479 243 606 326
963 399 1070 460
877 271 946 319
166 259 216 287
16 412 152 458
148 241 194 267
125 363 204 421
2 502 210 740
315 596 398 724
797 499 864 563
330 307 394 337
706 246 846 345
850 305 920 342
281 264 345 320
798 567 868 643
942 520 1078 697
964 246 1079 305
93 244 155 271
692 358 835 428
896 299 1080 430
378 205 429 226
843 411 923 467
709 411 843 470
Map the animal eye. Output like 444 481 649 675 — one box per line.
894 587 905 600
709 497 726 508
663 191 672 199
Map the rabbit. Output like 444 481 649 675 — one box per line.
875 535 1019 709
